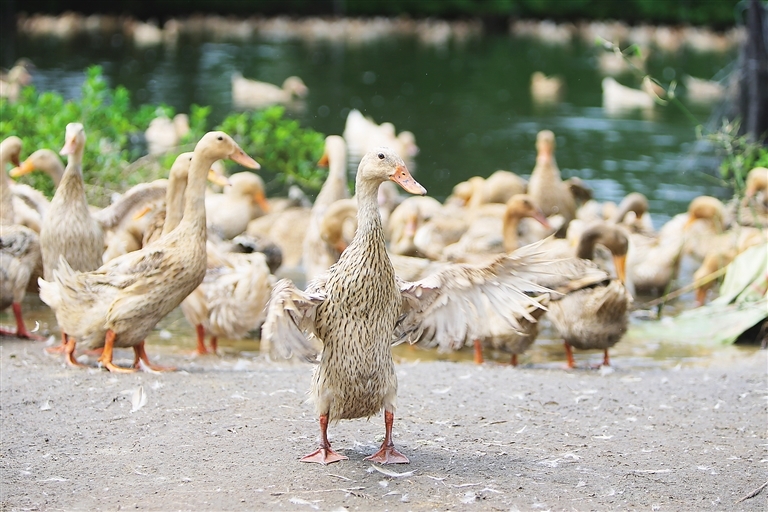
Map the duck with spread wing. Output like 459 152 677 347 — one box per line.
263 147 607 465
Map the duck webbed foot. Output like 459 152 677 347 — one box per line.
365 410 410 464
133 341 176 372
300 447 349 465
98 329 137 373
3 303 44 341
63 335 86 368
301 414 348 465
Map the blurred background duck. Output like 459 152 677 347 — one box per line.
526 129 576 237
302 135 351 282
530 71 565 105
206 171 270 240
231 72 309 110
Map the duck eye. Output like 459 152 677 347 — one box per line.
217 136 223 141
377 153 385 160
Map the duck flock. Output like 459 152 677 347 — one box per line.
1 15 766 465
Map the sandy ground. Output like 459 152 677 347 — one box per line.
1 333 766 512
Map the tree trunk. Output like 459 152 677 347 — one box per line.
739 0 768 143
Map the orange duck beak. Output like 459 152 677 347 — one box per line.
390 165 426 195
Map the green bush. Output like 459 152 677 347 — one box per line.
1 65 327 206
217 107 326 192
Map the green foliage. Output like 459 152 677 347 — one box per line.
705 119 768 194
0 66 173 205
1 65 328 205
217 107 326 192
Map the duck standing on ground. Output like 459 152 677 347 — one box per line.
547 223 633 368
1 136 43 339
38 132 259 371
264 148 605 465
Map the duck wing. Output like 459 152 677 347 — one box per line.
395 239 608 349
262 275 328 362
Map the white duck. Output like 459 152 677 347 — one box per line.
231 73 309 110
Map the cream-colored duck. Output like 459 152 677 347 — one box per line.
263 147 604 465
144 113 190 155
609 192 655 234
302 135 352 282
247 206 311 274
39 123 104 280
732 166 768 228
386 195 443 256
547 222 633 368
0 59 34 103
446 170 527 209
11 147 65 188
683 74 726 106
530 71 565 105
1 136 43 340
206 171 269 240
526 130 576 237
441 194 551 263
602 77 655 115
38 131 259 371
231 72 309 110
143 155 272 355
7 148 64 233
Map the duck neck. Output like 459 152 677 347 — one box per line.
161 174 187 236
575 233 598 261
535 150 559 177
56 148 89 211
175 158 208 241
352 176 386 249
1 164 14 224
502 214 521 252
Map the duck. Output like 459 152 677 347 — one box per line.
0 58 34 103
38 123 104 281
38 124 168 352
441 194 551 264
231 72 309 110
247 206 312 275
602 77 655 115
526 130 576 238
6 148 65 234
530 71 565 105
546 222 633 368
682 74 726 106
144 112 190 155
386 195 443 257
37 131 259 371
11 148 65 188
205 171 270 240
262 147 605 465
609 191 655 234
318 198 359 254
733 166 768 228
146 154 273 356
343 109 419 169
302 135 352 282
0 136 43 340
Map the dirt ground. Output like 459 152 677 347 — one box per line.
1 334 766 512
